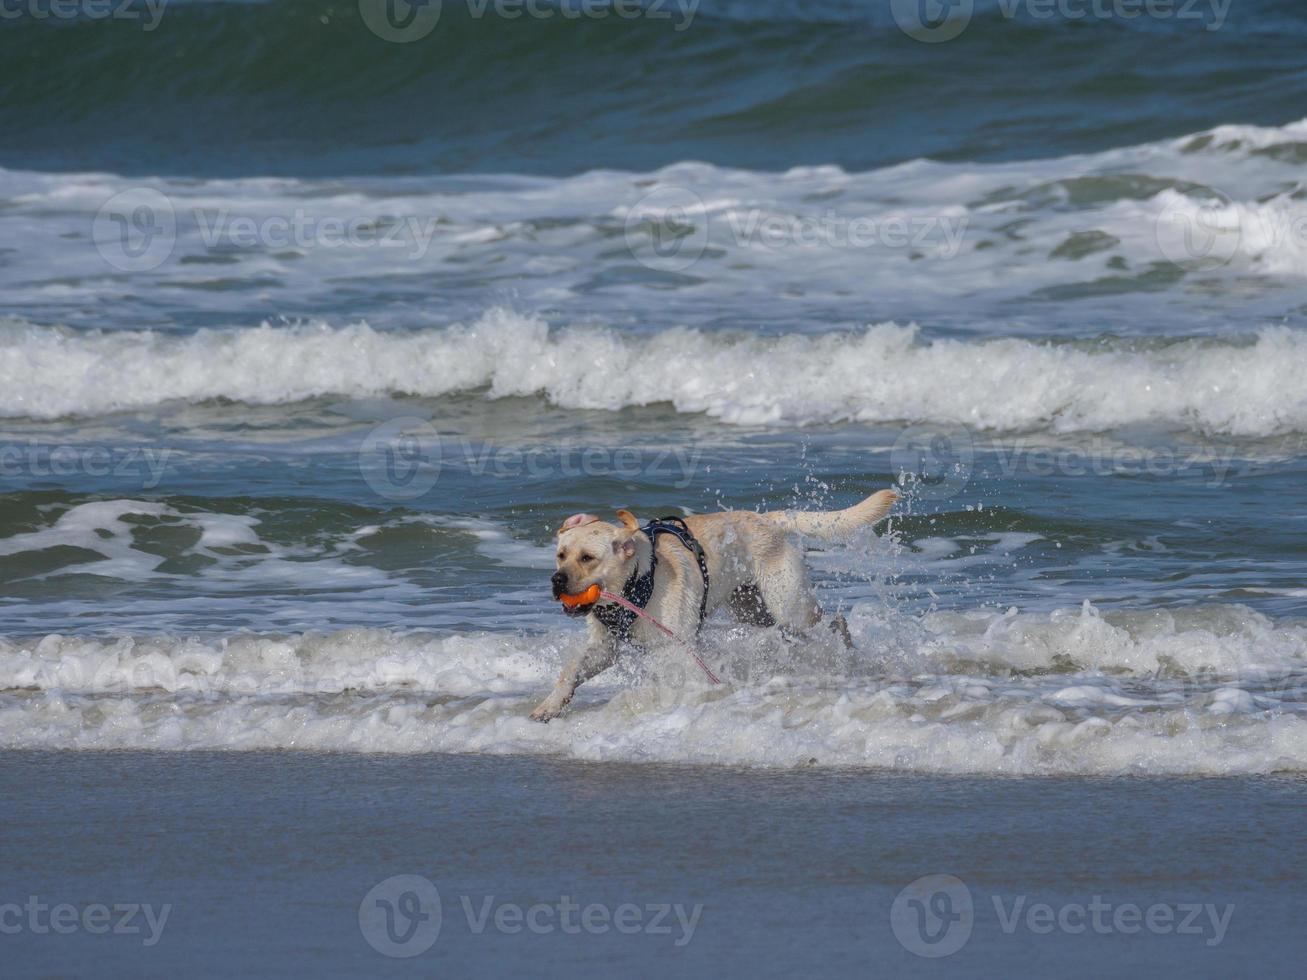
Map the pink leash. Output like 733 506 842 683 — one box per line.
598 590 722 685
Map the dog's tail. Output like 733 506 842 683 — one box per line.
765 489 898 541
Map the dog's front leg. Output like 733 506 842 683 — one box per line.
530 620 617 722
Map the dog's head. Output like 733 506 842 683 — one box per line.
551 510 644 616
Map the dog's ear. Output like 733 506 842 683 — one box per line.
614 509 640 559
557 513 599 535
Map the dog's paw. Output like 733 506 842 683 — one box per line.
530 700 563 723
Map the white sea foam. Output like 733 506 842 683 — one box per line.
2 603 1303 774
353 513 555 569
3 310 1307 435
6 116 1307 342
0 498 391 590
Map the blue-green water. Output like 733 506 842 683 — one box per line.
1 0 1306 768
2 2 1307 971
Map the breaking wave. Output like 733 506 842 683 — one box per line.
3 603 1305 774
4 311 1306 435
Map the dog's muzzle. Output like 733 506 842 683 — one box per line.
553 573 600 616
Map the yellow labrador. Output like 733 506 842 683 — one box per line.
532 488 897 721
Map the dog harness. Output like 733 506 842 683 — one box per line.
594 517 710 642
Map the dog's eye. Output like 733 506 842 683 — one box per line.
580 553 596 563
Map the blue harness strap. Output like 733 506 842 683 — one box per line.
593 517 711 641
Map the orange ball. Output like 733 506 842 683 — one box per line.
560 584 601 608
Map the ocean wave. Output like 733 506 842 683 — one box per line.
8 114 1307 338
4 311 1306 435
0 495 563 634
6 0 1301 177
2 603 1304 774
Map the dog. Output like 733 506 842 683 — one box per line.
530 488 898 721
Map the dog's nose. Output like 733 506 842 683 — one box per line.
550 571 568 597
